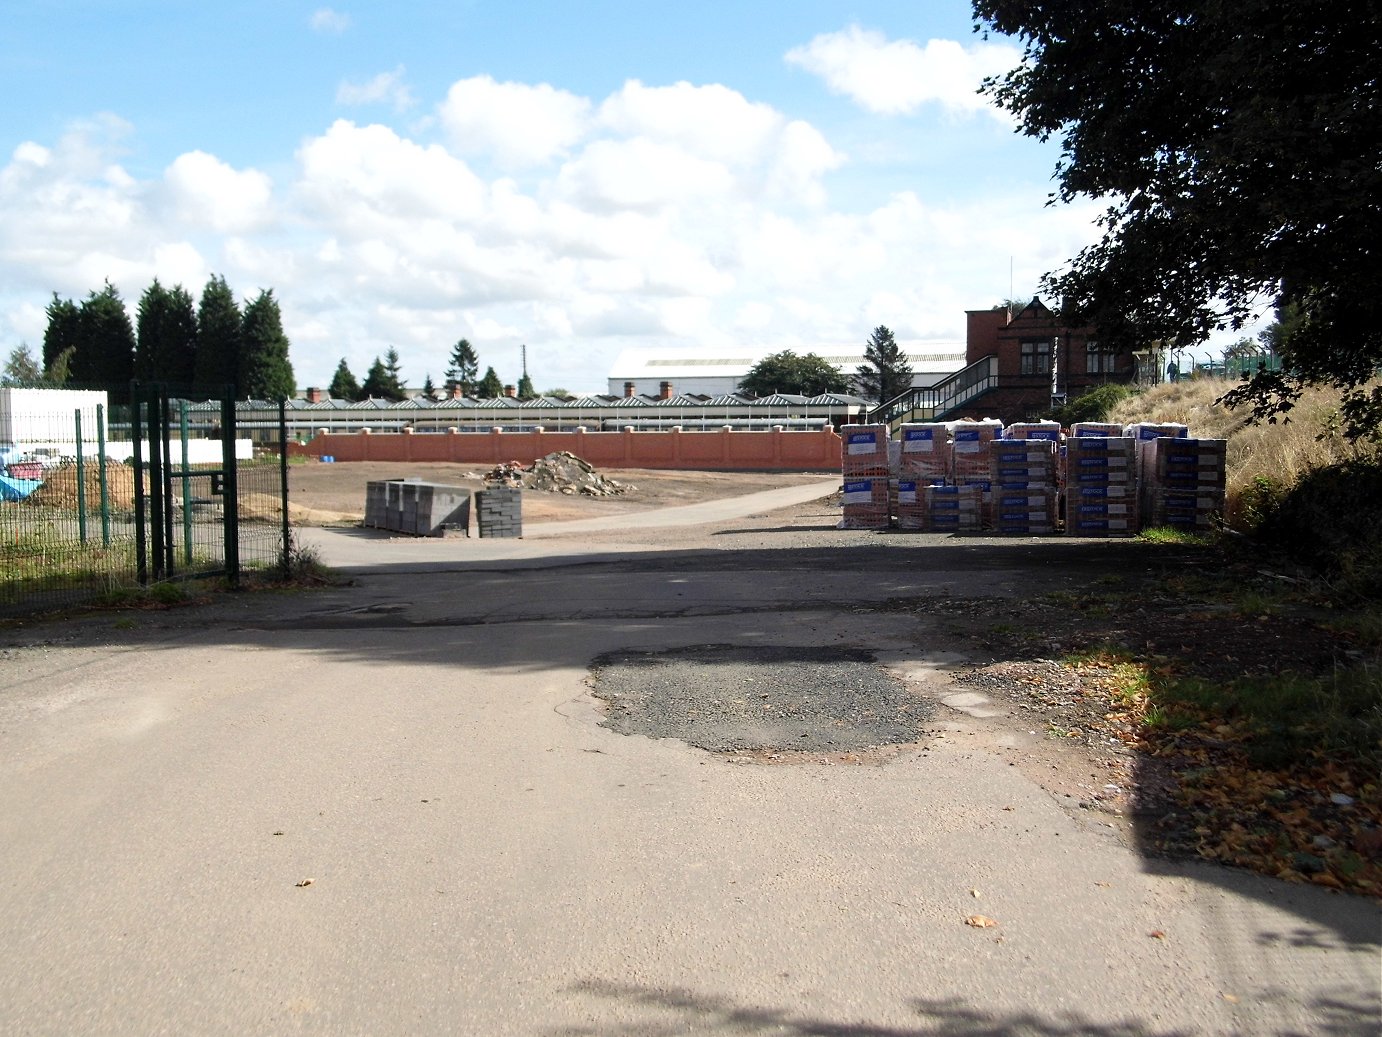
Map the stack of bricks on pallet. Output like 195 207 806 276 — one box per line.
1127 422 1189 488
950 420 1001 525
897 423 951 484
1071 422 1125 437
476 486 523 538
1144 438 1226 530
364 479 471 537
840 423 891 529
898 482 984 532
1064 437 1137 536
991 437 1058 534
842 473 891 529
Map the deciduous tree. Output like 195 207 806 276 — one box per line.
973 0 1382 438
739 350 849 397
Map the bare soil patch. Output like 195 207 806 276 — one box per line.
285 460 831 525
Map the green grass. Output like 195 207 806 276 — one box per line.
1137 526 1215 546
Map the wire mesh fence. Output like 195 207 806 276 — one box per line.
0 387 288 618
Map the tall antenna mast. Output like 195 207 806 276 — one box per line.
521 343 528 377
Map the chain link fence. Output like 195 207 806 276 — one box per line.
0 387 289 618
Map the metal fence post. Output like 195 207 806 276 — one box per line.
97 404 110 547
279 400 291 579
221 391 240 587
75 410 87 544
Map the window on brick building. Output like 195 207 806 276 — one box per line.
1020 339 1052 375
1086 340 1118 374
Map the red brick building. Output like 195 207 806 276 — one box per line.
960 297 1137 422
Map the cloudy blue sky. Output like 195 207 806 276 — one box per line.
0 1 1218 394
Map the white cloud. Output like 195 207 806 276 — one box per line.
337 66 416 111
786 25 1020 118
163 151 273 233
309 8 352 34
0 67 1095 396
438 76 590 168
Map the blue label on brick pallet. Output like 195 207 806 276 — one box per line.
842 479 875 504
902 428 936 451
999 494 1046 506
1076 455 1128 467
898 480 917 504
846 432 881 455
1078 502 1130 515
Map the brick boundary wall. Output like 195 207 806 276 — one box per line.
287 426 843 471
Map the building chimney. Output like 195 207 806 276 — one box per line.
659 381 673 401
305 386 325 403
504 384 517 398
450 382 466 399
624 381 636 398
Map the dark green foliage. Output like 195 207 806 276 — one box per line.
422 373 438 400
68 282 135 386
1050 383 1133 426
476 365 504 398
974 0 1382 439
360 350 406 401
2 345 43 386
854 326 913 404
516 372 536 400
739 350 849 397
240 289 296 401
328 358 362 401
42 294 80 375
135 280 198 385
1252 458 1382 600
446 338 479 394
193 275 242 395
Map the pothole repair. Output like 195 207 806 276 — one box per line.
589 644 933 754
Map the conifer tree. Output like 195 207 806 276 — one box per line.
240 289 296 400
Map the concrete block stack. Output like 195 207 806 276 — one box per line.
840 424 892 529
950 420 1002 527
1063 437 1137 536
990 438 1059 535
476 486 523 538
1142 438 1227 531
364 479 471 537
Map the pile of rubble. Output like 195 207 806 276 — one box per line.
524 452 631 497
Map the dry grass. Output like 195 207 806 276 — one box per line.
1107 378 1378 526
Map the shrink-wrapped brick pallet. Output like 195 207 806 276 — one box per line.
841 476 891 530
950 421 1001 527
1142 438 1226 531
1003 421 1062 442
897 481 984 532
1072 422 1125 438
897 423 951 483
991 439 1058 534
841 424 891 477
1064 436 1137 536
1127 422 1189 488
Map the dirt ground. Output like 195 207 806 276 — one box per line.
285 460 831 525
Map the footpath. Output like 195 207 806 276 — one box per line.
0 483 1377 1036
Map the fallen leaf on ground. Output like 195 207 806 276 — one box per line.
296 878 315 888
964 915 999 928
1149 930 1166 939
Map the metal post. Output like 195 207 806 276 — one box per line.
131 388 148 586
221 391 240 587
97 404 110 546
180 400 193 566
75 410 88 544
279 400 291 579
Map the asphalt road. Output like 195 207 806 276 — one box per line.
1 486 1378 1036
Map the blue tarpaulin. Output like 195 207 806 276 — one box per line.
0 474 43 501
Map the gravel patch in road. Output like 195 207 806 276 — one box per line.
589 644 932 754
